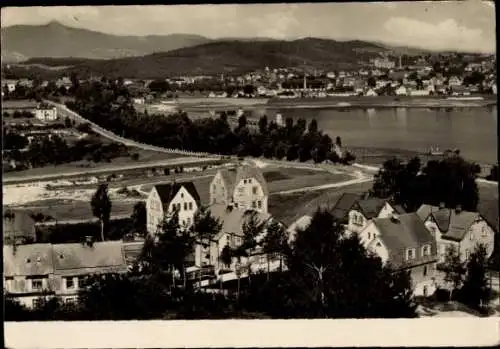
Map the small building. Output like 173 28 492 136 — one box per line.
207 204 272 269
146 182 201 234
416 204 496 263
395 85 408 96
346 197 406 235
3 210 36 245
448 76 463 87
132 97 145 105
34 105 58 121
365 88 378 97
360 213 438 296
210 164 269 214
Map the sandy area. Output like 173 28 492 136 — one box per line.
3 181 144 207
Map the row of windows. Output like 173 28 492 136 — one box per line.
171 202 194 212
252 200 263 209
351 214 364 226
5 276 86 292
406 244 432 261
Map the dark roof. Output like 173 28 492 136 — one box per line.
154 181 201 209
356 198 387 219
330 193 362 222
416 204 485 242
371 213 437 269
218 165 269 198
4 244 54 277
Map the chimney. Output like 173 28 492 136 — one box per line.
439 202 446 209
455 204 462 214
226 204 234 212
390 213 400 223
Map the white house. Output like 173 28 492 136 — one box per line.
34 106 58 121
210 164 269 214
416 204 496 263
410 89 430 96
365 88 378 97
146 182 201 234
132 97 145 105
345 197 406 235
395 85 408 96
360 213 438 296
448 76 463 87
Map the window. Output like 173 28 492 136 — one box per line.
77 276 86 288
259 255 266 264
406 248 416 260
465 249 470 260
184 202 188 211
421 244 431 257
65 277 75 289
187 217 191 225
248 179 252 183
482 226 487 237
423 266 428 277
252 186 258 195
31 279 43 290
252 201 256 208
181 193 184 198
243 179 247 184
423 286 428 297
189 202 193 210
257 200 262 209
32 298 43 308
177 203 181 211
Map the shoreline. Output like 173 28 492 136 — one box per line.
178 96 497 111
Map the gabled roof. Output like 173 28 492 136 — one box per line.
416 204 483 242
154 181 201 209
356 197 387 219
209 204 271 241
218 165 269 197
4 244 54 277
372 213 437 269
52 241 128 276
330 193 362 222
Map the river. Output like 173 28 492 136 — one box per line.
251 106 498 165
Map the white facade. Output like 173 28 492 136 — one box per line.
35 107 58 121
395 86 408 96
146 186 199 234
233 178 268 213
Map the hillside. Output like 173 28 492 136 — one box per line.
60 38 398 78
1 21 211 61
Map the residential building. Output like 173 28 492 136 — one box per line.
286 215 312 244
210 164 269 214
416 204 496 263
52 240 128 303
3 210 36 245
207 204 272 269
330 193 363 224
448 76 462 87
346 197 406 235
360 213 438 296
373 58 396 69
146 182 201 234
395 85 408 96
3 240 128 308
365 88 378 97
34 105 58 121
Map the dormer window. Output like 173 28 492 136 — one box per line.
243 180 247 184
470 232 474 240
406 248 416 260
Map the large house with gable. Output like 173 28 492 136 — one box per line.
416 203 496 263
3 240 128 308
330 193 406 234
360 212 438 296
209 165 269 214
146 182 201 234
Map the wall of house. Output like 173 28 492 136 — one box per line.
146 188 164 234
195 242 211 268
210 172 230 206
409 262 438 296
347 209 368 234
168 186 199 229
367 236 390 265
460 220 496 261
233 178 268 213
35 108 57 121
378 203 396 219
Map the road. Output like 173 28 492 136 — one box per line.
3 157 225 185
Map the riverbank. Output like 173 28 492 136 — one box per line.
266 95 497 109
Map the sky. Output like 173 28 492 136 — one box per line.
1 1 496 53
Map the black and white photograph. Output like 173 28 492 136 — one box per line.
2 1 499 347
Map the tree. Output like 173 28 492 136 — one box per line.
442 245 465 301
460 244 490 310
258 115 268 134
90 184 112 241
131 201 147 234
262 220 288 276
367 76 376 88
243 84 255 96
220 244 233 269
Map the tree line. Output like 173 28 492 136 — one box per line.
65 78 355 164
